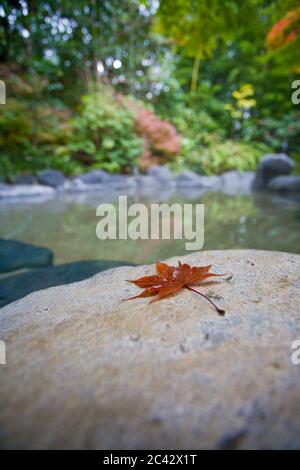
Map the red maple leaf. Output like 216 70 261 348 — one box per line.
123 261 227 315
266 7 300 50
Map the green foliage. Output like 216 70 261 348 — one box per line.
0 0 299 180
169 110 270 175
156 0 243 59
0 0 164 104
166 100 270 175
56 87 143 173
257 111 300 156
0 97 71 180
169 139 271 176
201 141 270 174
168 106 224 173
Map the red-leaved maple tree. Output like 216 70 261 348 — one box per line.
266 6 300 50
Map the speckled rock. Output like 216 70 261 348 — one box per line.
0 250 299 449
176 171 220 189
0 184 55 199
37 170 65 188
220 171 254 195
252 153 294 190
13 174 37 185
147 165 174 183
268 175 300 193
75 170 111 185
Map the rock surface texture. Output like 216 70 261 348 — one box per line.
14 175 37 185
175 170 219 189
268 175 300 193
0 250 300 449
252 153 294 190
221 171 254 195
147 165 174 184
37 170 65 188
0 184 55 199
75 170 111 185
0 166 263 199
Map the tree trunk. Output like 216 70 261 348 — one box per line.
190 51 201 94
0 16 10 62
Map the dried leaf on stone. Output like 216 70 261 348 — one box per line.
124 261 226 315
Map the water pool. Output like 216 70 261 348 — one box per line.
1 189 300 267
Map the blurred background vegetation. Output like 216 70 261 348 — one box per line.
0 0 299 180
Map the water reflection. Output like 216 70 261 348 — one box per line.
0 189 300 269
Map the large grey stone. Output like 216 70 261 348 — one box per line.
63 176 137 193
0 250 299 449
62 179 104 193
14 175 37 185
176 170 200 187
268 175 300 193
0 239 53 273
37 170 65 188
176 171 220 189
252 154 294 190
75 170 111 185
109 175 137 189
135 175 158 187
135 175 176 200
220 171 254 195
147 165 174 183
0 184 55 199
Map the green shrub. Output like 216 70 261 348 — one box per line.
0 99 72 180
201 140 270 174
165 104 271 175
56 86 143 174
257 111 300 159
168 108 224 173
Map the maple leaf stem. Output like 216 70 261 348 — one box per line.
185 286 225 315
